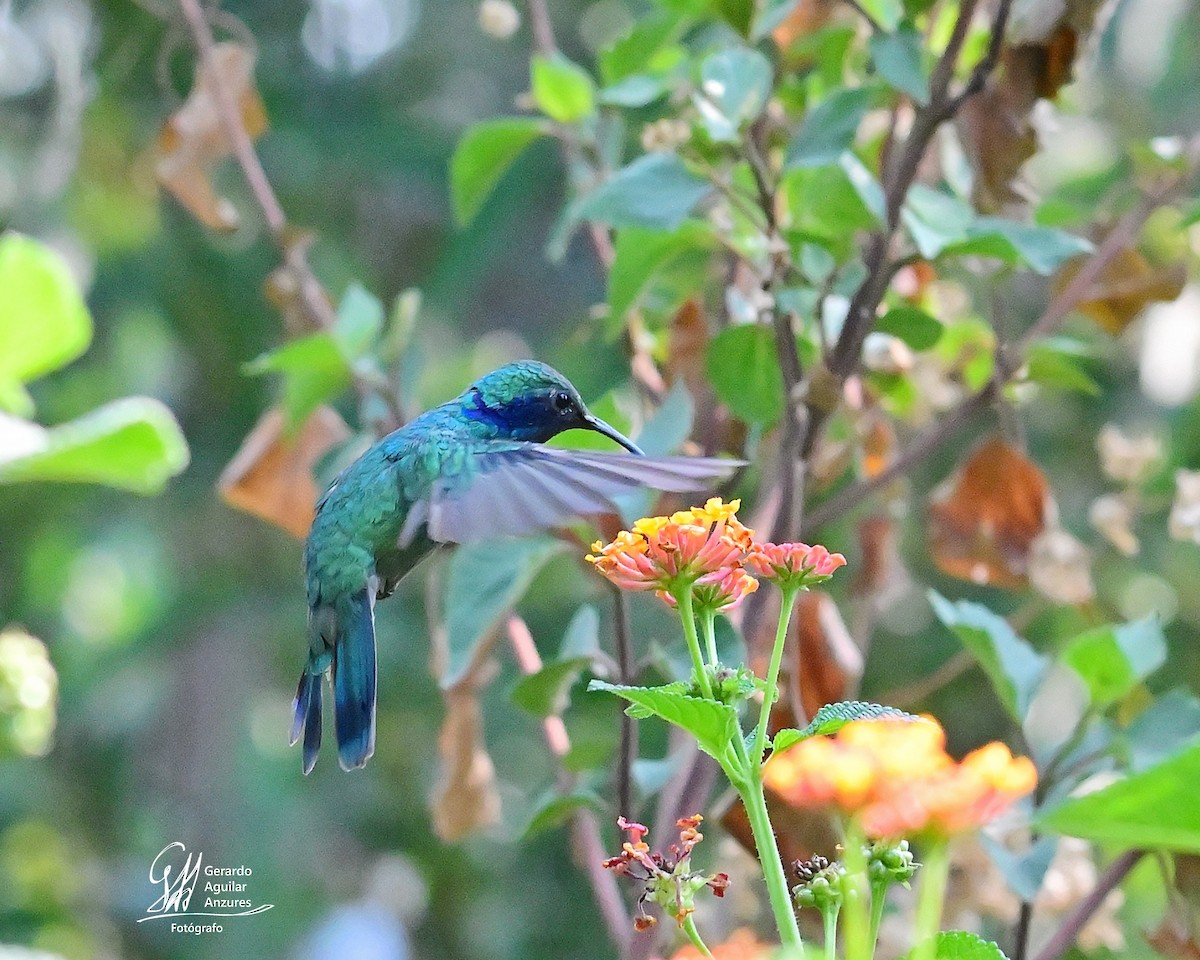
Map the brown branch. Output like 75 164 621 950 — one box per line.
1031 850 1143 960
526 0 557 56
175 0 401 433
800 380 998 533
505 616 633 955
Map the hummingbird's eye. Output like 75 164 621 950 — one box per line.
553 391 575 414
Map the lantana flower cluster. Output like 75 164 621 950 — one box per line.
586 498 846 611
602 815 730 932
764 716 1036 838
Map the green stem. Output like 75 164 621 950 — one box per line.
676 589 715 699
742 776 806 956
842 826 872 960
700 607 719 665
683 914 714 959
868 874 889 956
822 903 840 960
912 838 950 960
753 585 801 767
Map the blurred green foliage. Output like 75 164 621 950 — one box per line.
1 0 1200 959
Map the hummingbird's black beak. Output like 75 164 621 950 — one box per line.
584 414 645 456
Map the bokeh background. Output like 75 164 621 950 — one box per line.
1 0 1199 959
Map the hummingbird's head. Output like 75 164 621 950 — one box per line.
466 360 644 454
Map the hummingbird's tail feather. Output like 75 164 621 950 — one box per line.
332 588 377 772
291 669 324 775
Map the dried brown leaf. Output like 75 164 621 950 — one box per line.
431 687 502 842
666 298 709 395
772 0 836 49
928 437 1050 588
154 42 268 231
1054 246 1186 335
218 405 350 539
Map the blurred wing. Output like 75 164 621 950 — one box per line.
402 444 742 546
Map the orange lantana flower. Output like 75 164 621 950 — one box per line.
765 717 1036 839
586 498 752 600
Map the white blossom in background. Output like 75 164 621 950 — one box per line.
1168 469 1200 544
1088 493 1139 555
477 0 519 39
1096 423 1161 485
640 118 690 153
1029 527 1095 605
862 332 915 375
1037 838 1126 953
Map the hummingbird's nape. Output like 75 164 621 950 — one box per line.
583 413 645 456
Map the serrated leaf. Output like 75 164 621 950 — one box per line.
0 232 92 413
523 789 604 839
876 306 943 350
905 932 1010 960
929 591 1048 721
1060 617 1166 707
695 47 773 142
576 154 712 231
510 657 593 717
870 27 929 103
442 537 564 689
0 397 189 494
588 680 739 762
772 701 920 754
531 53 596 123
706 324 783 425
785 87 872 169
451 118 545 225
1038 740 1200 852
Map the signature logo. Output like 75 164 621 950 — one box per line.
138 842 274 931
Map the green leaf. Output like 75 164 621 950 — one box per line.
608 222 714 320
599 12 685 83
905 932 1010 960
442 537 564 688
531 53 597 123
902 185 975 258
772 701 920 754
929 591 1048 722
785 87 872 169
451 118 545 225
1039 740 1200 852
523 789 604 839
576 154 712 231
981 835 1057 902
857 0 903 30
695 47 773 142
945 219 1093 275
839 152 886 223
588 680 739 762
0 397 189 494
706 324 783 425
870 27 928 103
1025 342 1101 396
0 232 93 413
510 657 593 717
1122 689 1200 772
246 332 353 430
559 604 602 660
876 306 943 350
335 283 384 358
1060 618 1166 707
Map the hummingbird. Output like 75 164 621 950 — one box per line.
293 360 738 773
